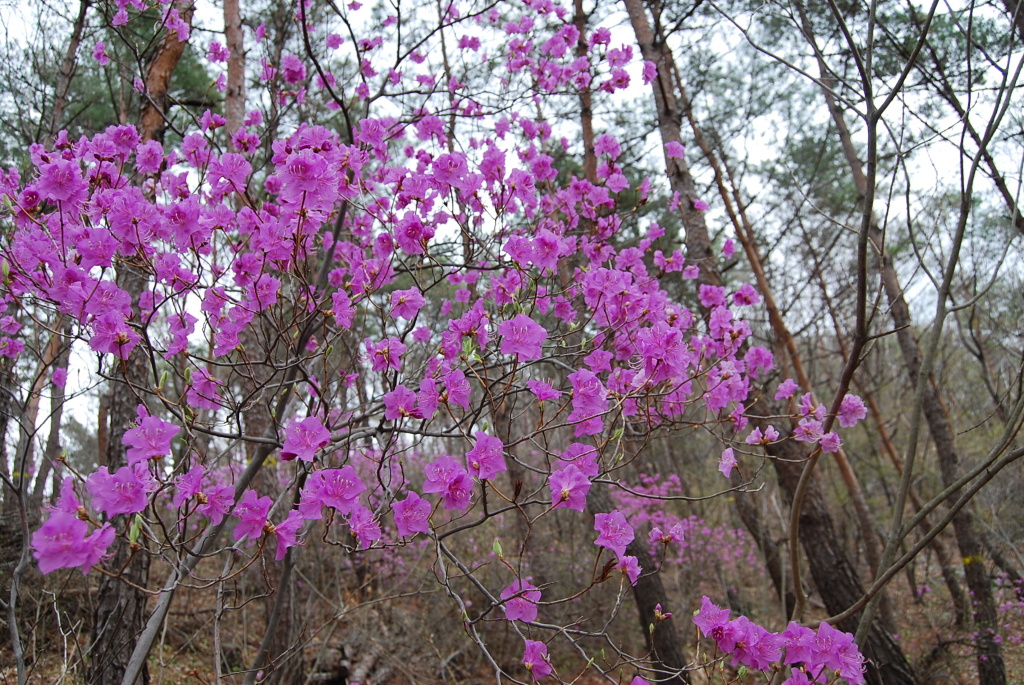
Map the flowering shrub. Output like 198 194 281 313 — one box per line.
0 0 878 680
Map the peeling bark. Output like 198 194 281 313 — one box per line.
139 8 194 143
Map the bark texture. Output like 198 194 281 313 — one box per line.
223 0 246 139
139 8 193 143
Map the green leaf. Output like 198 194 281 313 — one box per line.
492 539 503 556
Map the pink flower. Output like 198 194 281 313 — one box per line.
734 283 761 306
280 416 331 462
693 198 711 211
718 447 737 478
501 579 540 622
782 670 813 685
782 621 817 665
642 60 658 84
594 133 621 159
271 510 304 560
123 412 179 465
527 379 562 401
549 465 589 512
606 172 629 193
393 491 432 537
594 510 633 559
423 456 474 511
819 432 842 453
32 478 115 574
89 313 140 360
793 418 823 443
693 596 730 639
699 285 727 308
200 485 233 525
567 369 608 436
383 385 419 420
172 465 204 508
366 336 407 372
233 489 272 541
775 378 799 400
522 639 552 680
442 369 471 409
665 141 685 159
465 431 506 480
186 368 222 410
814 621 859 675
497 314 547 360
299 466 366 518
559 443 599 477
347 505 382 549
87 464 155 516
281 54 306 84
837 394 867 428
37 159 87 203
32 513 113 574
93 41 109 66
391 287 425 320
618 555 641 586
730 618 782 670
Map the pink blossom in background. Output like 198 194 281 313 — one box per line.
775 378 799 400
837 394 867 427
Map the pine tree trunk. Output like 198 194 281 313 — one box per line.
223 0 245 140
872 228 1006 684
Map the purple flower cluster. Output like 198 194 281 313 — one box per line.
694 596 865 684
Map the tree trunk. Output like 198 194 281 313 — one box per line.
793 3 1006 678
588 485 690 684
223 0 245 140
139 8 194 143
871 227 1006 684
87 267 151 685
770 437 917 685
